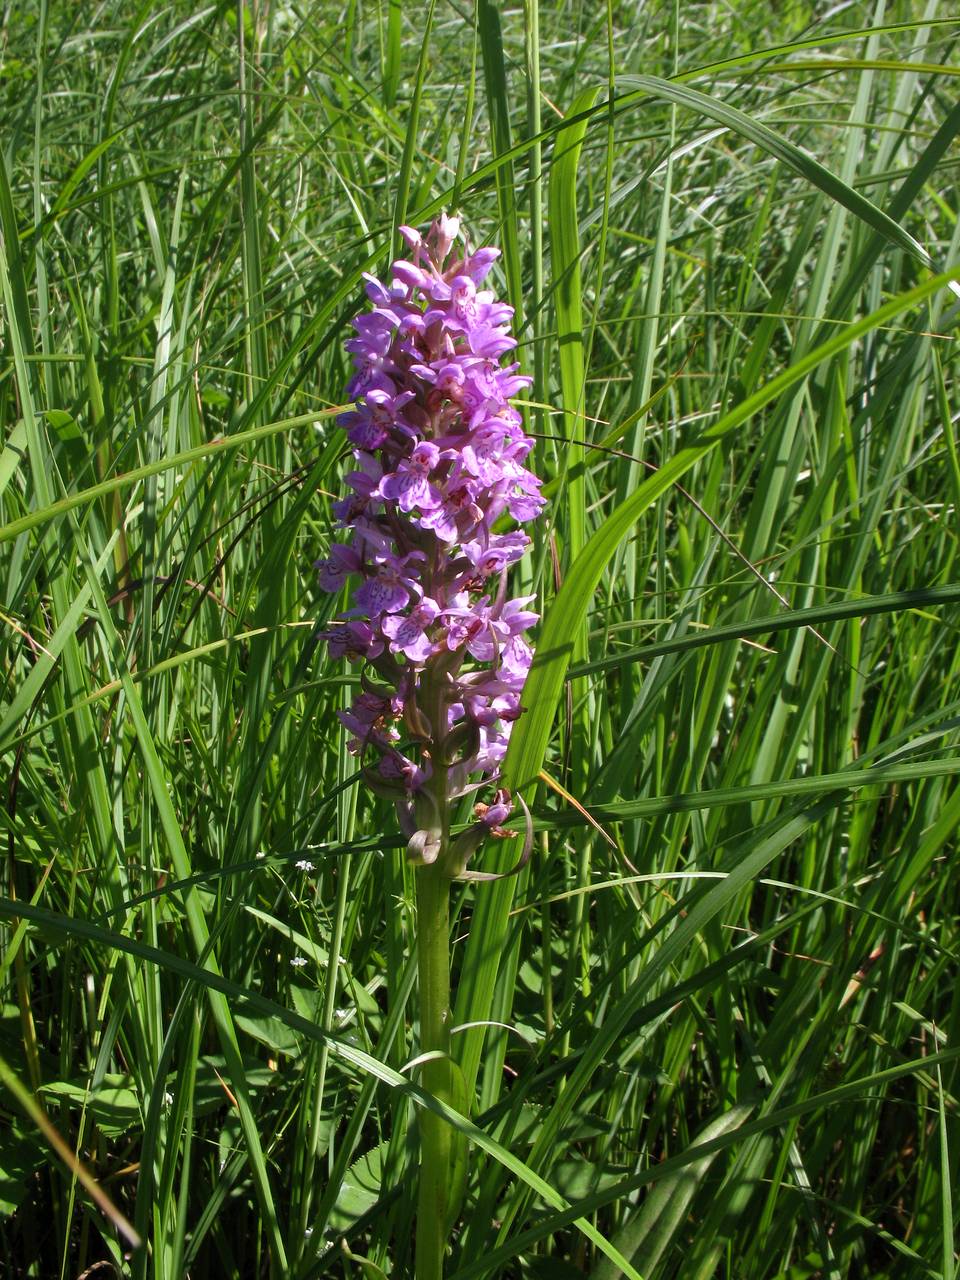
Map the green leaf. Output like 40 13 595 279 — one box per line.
41 1075 140 1138
0 896 642 1278
0 421 28 499
0 1125 43 1215
328 1141 388 1233
43 409 81 442
235 1013 303 1058
590 1105 753 1280
551 1156 630 1203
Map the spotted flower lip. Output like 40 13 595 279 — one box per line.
318 216 544 831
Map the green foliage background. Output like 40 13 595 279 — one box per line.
1 1 959 1277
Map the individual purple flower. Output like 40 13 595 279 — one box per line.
382 598 441 662
353 553 423 617
332 453 384 525
377 441 444 513
442 598 491 655
318 216 543 870
378 749 432 795
316 543 361 592
337 690 401 753
340 388 415 450
476 788 513 832
500 634 534 683
419 483 483 544
460 532 529 579
321 620 385 662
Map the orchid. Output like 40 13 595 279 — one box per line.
318 215 542 870
318 216 543 1280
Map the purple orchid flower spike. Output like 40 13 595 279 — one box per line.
317 216 543 873
318 216 545 1277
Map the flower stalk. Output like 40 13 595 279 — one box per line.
414 857 453 1280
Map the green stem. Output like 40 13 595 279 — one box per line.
414 670 454 1279
415 861 452 1280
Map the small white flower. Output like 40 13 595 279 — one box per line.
255 851 266 860
290 956 308 967
296 859 315 872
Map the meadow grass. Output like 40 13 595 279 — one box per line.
1 2 959 1277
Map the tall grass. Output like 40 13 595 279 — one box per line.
1 2 959 1277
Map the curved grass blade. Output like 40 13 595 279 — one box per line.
549 85 599 569
0 896 643 1280
0 407 344 546
451 1043 960 1278
569 583 960 678
613 74 946 277
0 1050 141 1250
504 266 960 795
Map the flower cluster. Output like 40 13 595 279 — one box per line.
317 217 543 856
